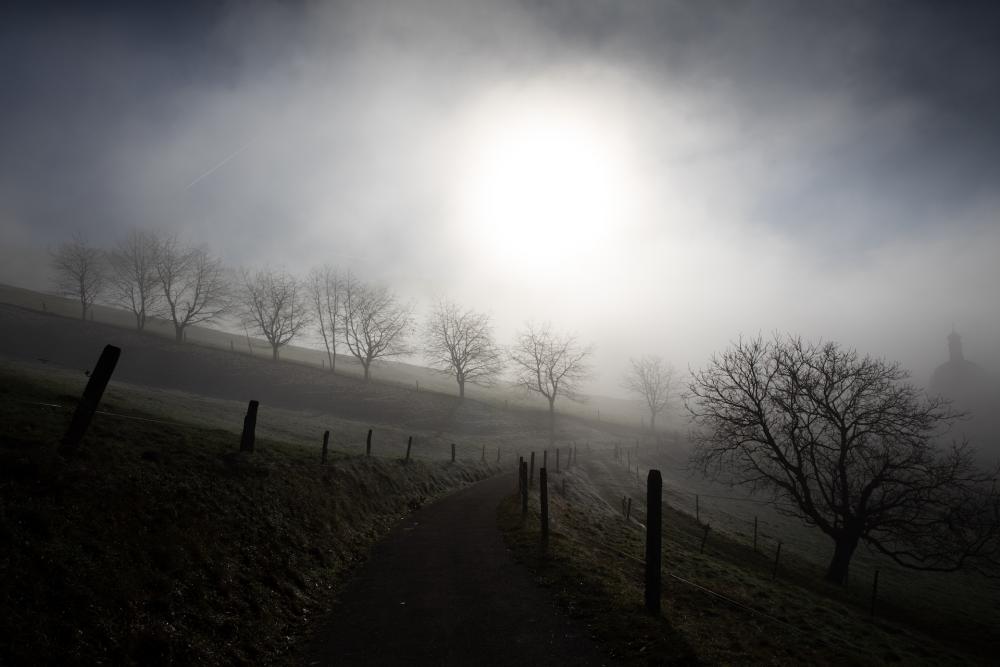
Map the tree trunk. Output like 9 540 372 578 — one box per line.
80 301 87 321
548 397 556 444
272 344 280 361
174 325 185 343
363 362 370 382
458 378 465 399
649 412 656 433
824 532 861 585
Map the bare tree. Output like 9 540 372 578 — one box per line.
623 355 676 432
108 228 161 331
686 335 1000 585
423 298 504 398
340 274 412 382
509 323 593 438
155 237 229 342
239 268 310 361
51 234 106 320
306 265 342 372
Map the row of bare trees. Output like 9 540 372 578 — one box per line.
53 231 228 343
48 233 598 409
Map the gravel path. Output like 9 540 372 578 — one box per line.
307 474 614 666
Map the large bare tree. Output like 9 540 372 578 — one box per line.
509 323 593 438
623 355 676 432
239 268 310 361
51 234 106 320
154 237 229 342
340 274 412 382
423 298 504 398
686 335 1000 585
108 228 161 331
306 265 342 373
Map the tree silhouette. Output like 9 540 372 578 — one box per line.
108 228 161 331
509 322 592 440
155 237 229 342
423 299 504 398
340 274 412 382
51 234 106 320
623 355 676 432
686 335 1000 585
239 268 310 361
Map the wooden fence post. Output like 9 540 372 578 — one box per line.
240 400 259 453
451 443 456 462
540 468 549 544
405 436 412 463
322 430 330 463
645 469 662 615
529 451 535 489
520 461 528 516
366 429 372 457
497 447 501 463
772 541 783 580
627 497 633 520
59 344 121 454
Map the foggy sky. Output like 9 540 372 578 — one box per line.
2 0 999 396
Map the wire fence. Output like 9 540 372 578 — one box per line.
595 440 1000 641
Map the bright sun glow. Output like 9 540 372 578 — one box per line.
449 88 642 277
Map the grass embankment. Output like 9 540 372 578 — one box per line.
0 367 499 664
499 462 987 665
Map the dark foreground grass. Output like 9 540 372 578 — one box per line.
0 367 499 664
499 463 987 666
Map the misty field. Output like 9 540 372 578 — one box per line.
1 294 998 664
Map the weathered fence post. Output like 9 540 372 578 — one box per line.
451 443 456 462
695 494 700 523
322 430 330 463
497 447 501 463
772 541 783 580
405 435 412 463
366 429 372 457
627 497 633 520
529 451 536 489
540 468 549 545
870 570 880 619
520 461 528 516
59 344 121 454
240 400 259 453
645 469 662 615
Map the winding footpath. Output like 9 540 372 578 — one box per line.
308 474 613 666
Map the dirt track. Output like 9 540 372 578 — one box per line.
307 474 613 666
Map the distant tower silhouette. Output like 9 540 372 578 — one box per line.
948 328 964 364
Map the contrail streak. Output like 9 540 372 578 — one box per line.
185 141 252 190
